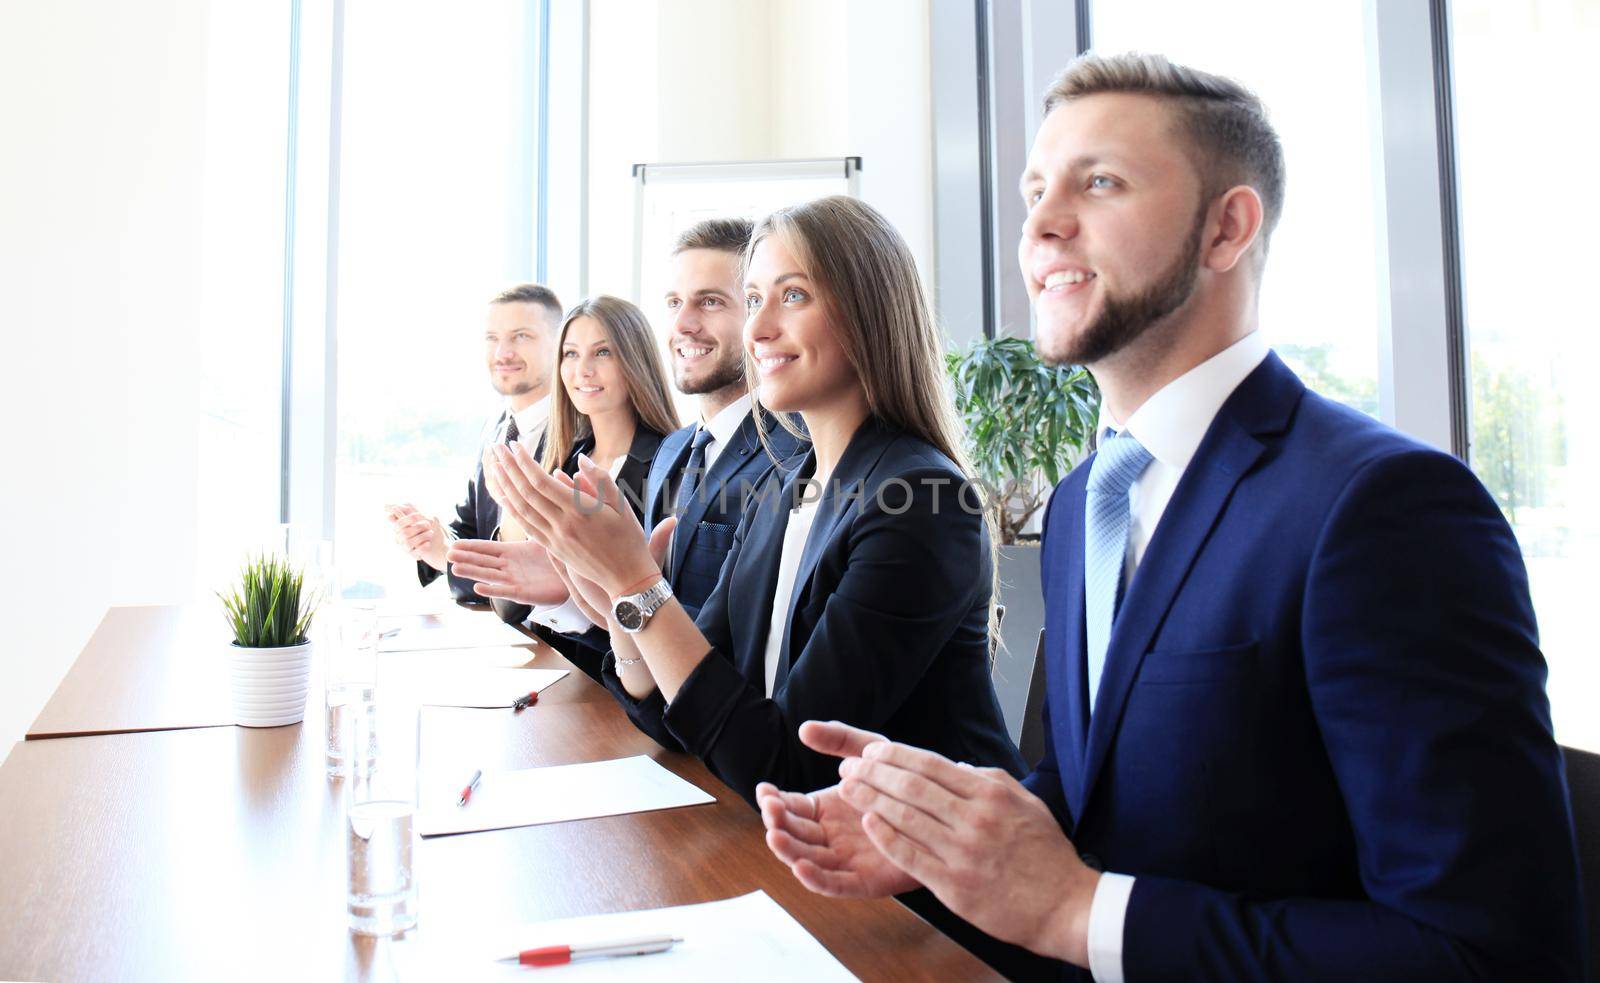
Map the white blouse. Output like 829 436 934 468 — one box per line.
759 496 822 697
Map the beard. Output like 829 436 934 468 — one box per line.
491 376 540 398
1039 209 1205 367
675 348 746 396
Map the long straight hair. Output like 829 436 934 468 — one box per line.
539 295 680 472
745 196 1003 650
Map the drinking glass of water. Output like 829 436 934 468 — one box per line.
346 704 420 936
326 603 379 779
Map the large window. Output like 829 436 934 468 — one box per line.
1091 0 1384 416
333 0 539 598
1453 0 1600 752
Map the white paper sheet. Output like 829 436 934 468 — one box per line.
377 613 532 652
394 666 568 708
404 891 859 981
379 645 539 670
416 755 715 837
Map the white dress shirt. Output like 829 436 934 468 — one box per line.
696 391 754 476
759 494 821 697
504 395 551 447
1084 331 1269 983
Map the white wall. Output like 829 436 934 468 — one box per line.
0 0 223 757
586 0 934 302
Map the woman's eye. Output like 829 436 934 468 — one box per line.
1024 188 1043 207
746 295 761 311
561 349 576 358
1089 174 1117 190
783 288 805 303
596 347 611 357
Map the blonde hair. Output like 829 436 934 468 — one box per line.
1045 52 1286 263
540 295 680 472
744 196 1003 650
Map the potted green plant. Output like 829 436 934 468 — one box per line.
947 336 1098 740
218 554 319 727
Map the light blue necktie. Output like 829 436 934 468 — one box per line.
1084 429 1153 712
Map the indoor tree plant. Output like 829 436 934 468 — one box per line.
219 554 319 727
947 335 1098 741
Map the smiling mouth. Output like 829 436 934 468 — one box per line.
1041 270 1096 293
573 385 605 394
756 355 797 372
494 363 524 372
675 344 713 361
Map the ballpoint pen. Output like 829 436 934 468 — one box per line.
512 690 538 712
457 769 482 807
496 935 683 967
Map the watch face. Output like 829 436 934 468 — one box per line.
614 599 644 632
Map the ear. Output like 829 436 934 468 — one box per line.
1202 185 1265 274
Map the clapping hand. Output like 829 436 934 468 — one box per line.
385 503 447 573
764 720 1100 966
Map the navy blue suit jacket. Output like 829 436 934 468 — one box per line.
602 415 1025 801
641 410 805 620
1024 352 1585 980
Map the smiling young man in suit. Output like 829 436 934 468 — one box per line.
386 284 562 611
642 218 805 619
755 53 1586 981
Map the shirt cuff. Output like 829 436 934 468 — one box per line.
1087 872 1134 983
527 597 594 635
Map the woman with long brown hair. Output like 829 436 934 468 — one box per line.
538 295 679 508
466 197 1022 800
490 294 679 680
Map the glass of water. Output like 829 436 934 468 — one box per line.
346 704 420 936
327 603 379 778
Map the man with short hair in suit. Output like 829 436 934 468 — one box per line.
756 52 1586 980
385 283 562 618
642 218 805 619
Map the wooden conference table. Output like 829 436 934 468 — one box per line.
0 605 996 981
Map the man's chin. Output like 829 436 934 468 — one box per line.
1033 321 1082 367
490 379 536 398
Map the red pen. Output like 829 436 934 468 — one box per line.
457 769 482 807
496 935 682 967
512 691 539 713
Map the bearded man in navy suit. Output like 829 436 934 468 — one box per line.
756 53 1585 981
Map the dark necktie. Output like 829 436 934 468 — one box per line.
504 414 520 445
673 426 715 516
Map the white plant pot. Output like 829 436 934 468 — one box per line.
229 641 313 727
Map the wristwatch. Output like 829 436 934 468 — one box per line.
611 577 674 634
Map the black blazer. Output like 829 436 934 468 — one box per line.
551 424 667 681
601 415 1025 801
641 410 806 620
562 425 666 524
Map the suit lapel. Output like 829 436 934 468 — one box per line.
774 419 897 689
1078 354 1301 814
733 461 809 684
670 415 762 575
1044 471 1091 827
648 427 693 533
